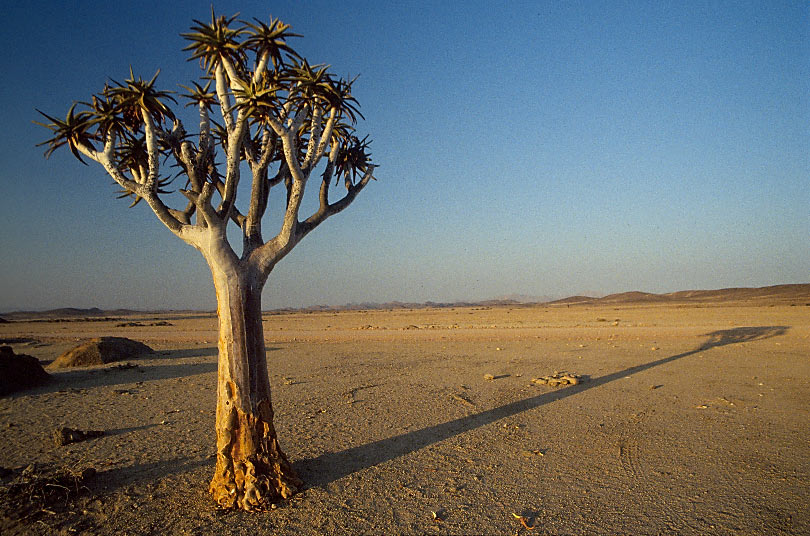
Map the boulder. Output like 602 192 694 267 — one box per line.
49 337 154 369
0 346 50 396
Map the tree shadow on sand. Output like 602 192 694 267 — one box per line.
155 347 219 360
13 362 217 397
297 325 789 487
9 347 285 397
156 346 281 360
91 457 212 494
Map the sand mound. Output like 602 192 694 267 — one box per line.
0 346 50 396
49 337 154 369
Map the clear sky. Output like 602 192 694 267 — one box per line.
0 0 807 311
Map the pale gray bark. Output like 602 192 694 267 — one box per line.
46 20 376 507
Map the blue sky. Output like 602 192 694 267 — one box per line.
1 0 807 311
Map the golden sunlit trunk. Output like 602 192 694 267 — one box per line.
207 264 302 510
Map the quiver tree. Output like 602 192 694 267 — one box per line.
36 10 376 511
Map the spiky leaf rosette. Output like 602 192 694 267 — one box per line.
34 104 96 164
182 9 246 73
335 135 374 186
243 17 301 69
104 68 177 130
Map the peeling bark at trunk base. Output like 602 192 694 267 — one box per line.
207 261 303 510
209 402 302 510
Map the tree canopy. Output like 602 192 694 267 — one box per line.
36 9 376 273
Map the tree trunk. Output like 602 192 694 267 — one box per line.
207 261 302 510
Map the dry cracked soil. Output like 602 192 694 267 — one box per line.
1 301 808 535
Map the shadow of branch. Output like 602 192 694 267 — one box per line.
297 325 789 487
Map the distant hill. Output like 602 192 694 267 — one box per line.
0 307 181 321
289 284 809 311
2 284 807 320
545 295 599 305
546 284 810 307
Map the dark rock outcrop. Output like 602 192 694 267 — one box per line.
0 346 50 396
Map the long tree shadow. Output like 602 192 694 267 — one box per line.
91 457 212 494
157 346 281 360
156 347 219 360
8 346 286 397
297 325 789 487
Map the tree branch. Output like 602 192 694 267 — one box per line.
215 64 235 132
218 110 249 220
252 50 270 84
142 112 160 191
298 164 376 239
182 182 219 229
210 174 247 227
198 102 213 160
307 107 337 172
301 105 323 170
221 55 246 95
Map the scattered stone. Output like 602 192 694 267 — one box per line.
531 372 583 387
0 346 50 396
49 337 154 369
450 392 475 407
520 449 545 457
53 427 104 446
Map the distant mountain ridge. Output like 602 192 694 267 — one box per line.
2 284 807 319
1 307 138 319
546 284 810 306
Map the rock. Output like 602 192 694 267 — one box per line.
49 337 154 369
0 317 9 323
53 427 104 446
0 346 50 396
483 374 495 381
531 371 584 388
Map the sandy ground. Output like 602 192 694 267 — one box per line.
0 302 808 535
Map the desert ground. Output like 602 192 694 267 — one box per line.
1 299 808 535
